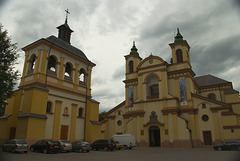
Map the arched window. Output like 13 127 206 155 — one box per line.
47 55 57 72
78 108 83 117
146 75 159 99
65 62 72 78
208 93 216 100
176 49 183 63
46 101 52 113
79 68 86 83
29 54 36 71
129 61 134 73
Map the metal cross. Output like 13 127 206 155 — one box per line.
65 9 70 23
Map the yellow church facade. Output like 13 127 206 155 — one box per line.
101 29 240 148
0 19 101 145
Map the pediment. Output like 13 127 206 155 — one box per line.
137 55 167 70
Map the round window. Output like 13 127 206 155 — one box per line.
117 120 122 126
202 115 209 121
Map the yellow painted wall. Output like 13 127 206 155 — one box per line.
52 100 62 139
70 103 77 140
26 117 46 139
85 99 101 142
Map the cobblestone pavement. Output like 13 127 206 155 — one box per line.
1 147 240 161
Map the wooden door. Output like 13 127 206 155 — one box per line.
60 125 68 140
203 131 212 145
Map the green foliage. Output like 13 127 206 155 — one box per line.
0 25 19 116
99 111 106 121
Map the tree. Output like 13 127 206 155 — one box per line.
99 111 107 121
0 25 19 116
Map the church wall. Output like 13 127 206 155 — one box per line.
26 117 46 139
223 129 240 140
16 117 28 139
143 101 164 124
75 117 84 140
222 115 238 126
200 90 222 101
177 117 189 140
114 112 124 134
45 113 54 139
225 93 239 102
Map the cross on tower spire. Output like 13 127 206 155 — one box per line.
65 9 70 24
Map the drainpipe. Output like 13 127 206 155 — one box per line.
83 65 89 141
219 86 223 102
176 97 194 148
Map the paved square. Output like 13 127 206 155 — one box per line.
1 147 240 161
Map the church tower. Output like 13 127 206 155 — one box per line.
0 12 101 144
168 28 195 107
169 28 191 67
124 42 142 111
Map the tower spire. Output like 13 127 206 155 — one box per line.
130 41 138 54
65 9 70 24
174 28 183 43
57 9 73 44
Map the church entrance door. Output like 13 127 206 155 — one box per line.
60 125 68 140
149 126 160 147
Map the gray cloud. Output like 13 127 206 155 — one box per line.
1 0 239 112
112 65 125 80
191 34 240 75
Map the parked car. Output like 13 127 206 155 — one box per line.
91 139 116 151
57 140 72 152
30 140 60 154
213 141 240 151
72 141 91 153
2 139 28 153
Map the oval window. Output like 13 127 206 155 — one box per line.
117 120 122 126
202 115 209 121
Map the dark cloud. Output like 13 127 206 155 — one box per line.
0 0 8 10
1 0 239 112
112 65 125 80
191 34 240 76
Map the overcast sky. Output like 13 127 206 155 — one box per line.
1 0 240 112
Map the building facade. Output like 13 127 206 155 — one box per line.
101 29 240 148
0 19 101 145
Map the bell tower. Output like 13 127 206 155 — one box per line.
169 28 191 66
124 42 142 111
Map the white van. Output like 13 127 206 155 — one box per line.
111 134 136 149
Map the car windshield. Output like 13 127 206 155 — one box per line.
16 141 27 144
61 141 70 144
81 142 89 145
48 141 59 145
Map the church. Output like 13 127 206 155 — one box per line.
0 14 101 145
101 29 240 148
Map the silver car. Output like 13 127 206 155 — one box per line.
57 140 72 152
2 139 28 153
72 141 91 152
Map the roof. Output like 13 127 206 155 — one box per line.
18 113 47 119
194 74 230 87
224 88 239 94
105 101 125 117
45 35 89 62
57 23 73 32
